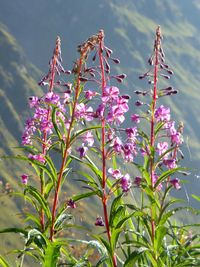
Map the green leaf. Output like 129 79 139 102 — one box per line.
0 227 27 236
54 213 72 230
26 229 47 249
111 228 122 251
154 226 167 252
109 193 123 226
25 186 51 220
124 247 149 267
72 190 99 202
52 107 63 141
43 241 61 267
155 167 187 188
0 256 9 267
191 194 200 202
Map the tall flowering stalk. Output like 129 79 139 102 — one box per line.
125 26 189 265
98 30 117 267
149 26 161 245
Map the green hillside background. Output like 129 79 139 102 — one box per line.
1 0 200 265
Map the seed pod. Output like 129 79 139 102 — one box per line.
160 74 170 79
92 52 97 61
148 80 154 84
167 69 174 75
110 57 120 64
116 74 127 79
121 95 130 99
135 100 143 106
148 56 154 65
134 90 143 95
79 77 89 82
65 70 71 75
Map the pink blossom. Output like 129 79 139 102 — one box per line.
112 137 123 153
75 103 94 121
95 216 105 227
157 142 168 156
21 174 28 185
123 143 137 162
120 174 131 192
44 92 60 104
170 178 181 190
131 114 140 123
96 103 105 119
81 131 94 147
106 129 115 142
76 145 88 158
107 105 125 125
163 158 177 169
126 127 138 142
84 90 97 100
171 132 183 145
152 172 162 191
108 168 122 179
67 199 76 209
155 105 170 122
28 153 46 164
102 86 119 103
29 96 39 108
134 176 142 187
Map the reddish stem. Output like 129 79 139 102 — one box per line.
150 27 161 245
40 37 60 231
50 56 83 241
98 31 117 267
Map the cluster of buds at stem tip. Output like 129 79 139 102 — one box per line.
137 26 178 99
38 36 71 87
75 29 126 84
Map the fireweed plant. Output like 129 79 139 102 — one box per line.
1 27 200 267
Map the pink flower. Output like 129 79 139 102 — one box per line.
152 172 162 191
84 90 97 100
76 145 88 158
96 103 105 119
170 178 181 190
123 143 137 162
120 174 131 192
108 168 122 179
81 131 94 147
112 137 123 153
106 129 115 142
134 176 142 187
44 92 60 104
95 216 105 226
21 174 28 185
29 96 39 108
67 199 76 209
155 105 170 122
75 103 94 121
171 132 183 145
28 153 46 164
126 127 138 142
102 86 119 103
131 114 140 123
107 105 125 125
157 142 168 156
163 158 177 169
